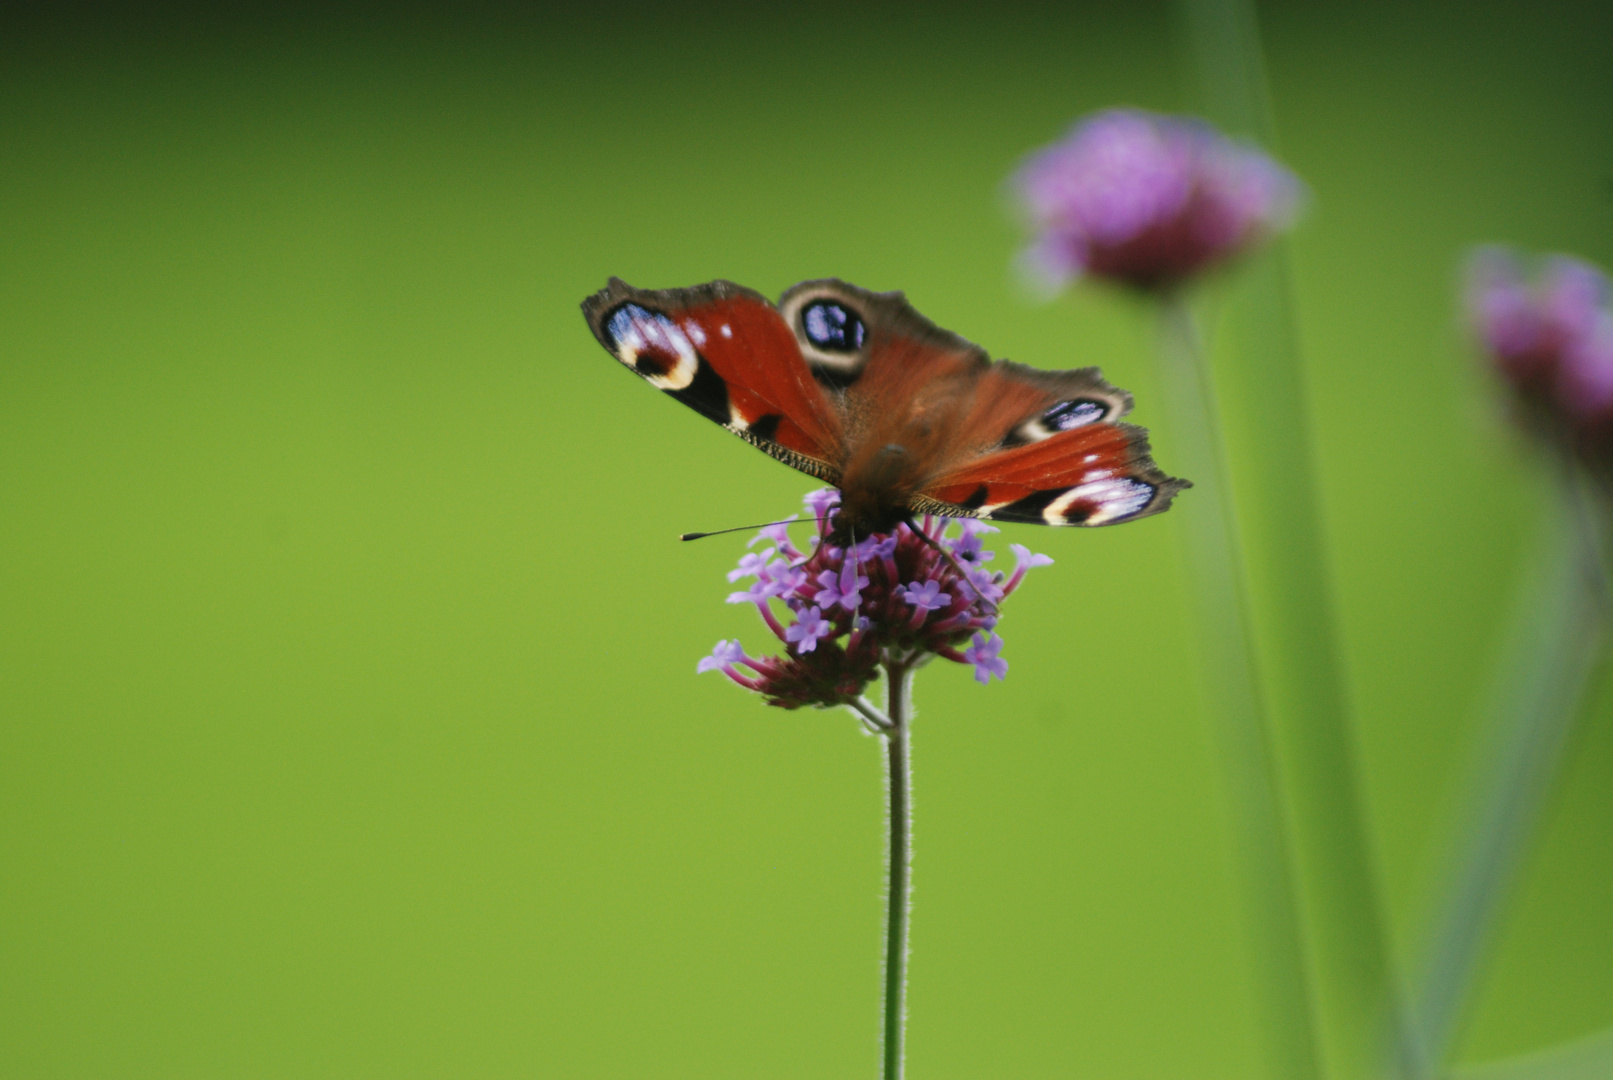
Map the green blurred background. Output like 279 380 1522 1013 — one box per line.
2 2 1611 1076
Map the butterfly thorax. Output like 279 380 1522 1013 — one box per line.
831 442 925 546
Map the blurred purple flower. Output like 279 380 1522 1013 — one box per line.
1012 109 1303 292
697 489 1040 709
1467 247 1613 466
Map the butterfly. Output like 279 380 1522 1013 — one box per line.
581 277 1187 545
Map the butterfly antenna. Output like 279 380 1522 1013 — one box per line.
679 520 797 542
904 516 1000 615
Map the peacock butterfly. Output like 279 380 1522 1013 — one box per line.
580 277 1188 544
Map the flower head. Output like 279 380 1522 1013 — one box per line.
697 489 1042 709
1012 109 1303 292
1467 247 1613 467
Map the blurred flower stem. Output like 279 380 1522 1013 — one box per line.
878 662 912 1080
1156 292 1321 1080
1448 1023 1613 1080
1409 470 1609 1079
1176 1 1408 1077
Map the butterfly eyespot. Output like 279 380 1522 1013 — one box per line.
999 396 1112 449
1042 399 1107 430
801 301 867 353
1049 478 1156 525
603 303 699 391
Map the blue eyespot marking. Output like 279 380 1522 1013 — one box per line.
802 301 867 353
1043 399 1106 430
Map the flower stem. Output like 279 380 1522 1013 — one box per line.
849 696 894 734
1177 2 1408 1073
1155 293 1322 1080
882 661 914 1080
1448 1023 1613 1080
1408 467 1610 1078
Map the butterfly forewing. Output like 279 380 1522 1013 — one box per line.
582 278 843 482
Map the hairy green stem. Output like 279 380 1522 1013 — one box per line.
1156 295 1322 1080
882 662 914 1080
850 695 895 734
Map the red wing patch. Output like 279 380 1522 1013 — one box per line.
918 422 1185 526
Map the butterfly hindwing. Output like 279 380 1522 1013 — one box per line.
916 418 1185 526
581 278 844 482
913 360 1185 527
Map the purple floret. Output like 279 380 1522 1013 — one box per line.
963 633 1009 684
727 547 775 582
804 487 841 521
785 606 834 653
697 639 748 673
900 579 951 612
815 560 871 612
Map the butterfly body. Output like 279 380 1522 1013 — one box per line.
581 277 1186 541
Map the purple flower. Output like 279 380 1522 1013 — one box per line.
765 559 808 596
965 566 1006 606
785 606 834 653
698 639 748 673
1559 319 1613 423
900 579 952 612
804 487 841 521
948 519 999 564
963 633 1009 684
1012 109 1303 292
693 505 1045 709
858 534 900 560
751 516 799 551
815 560 871 612
727 579 774 605
1009 543 1054 570
1467 247 1613 467
727 547 775 582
